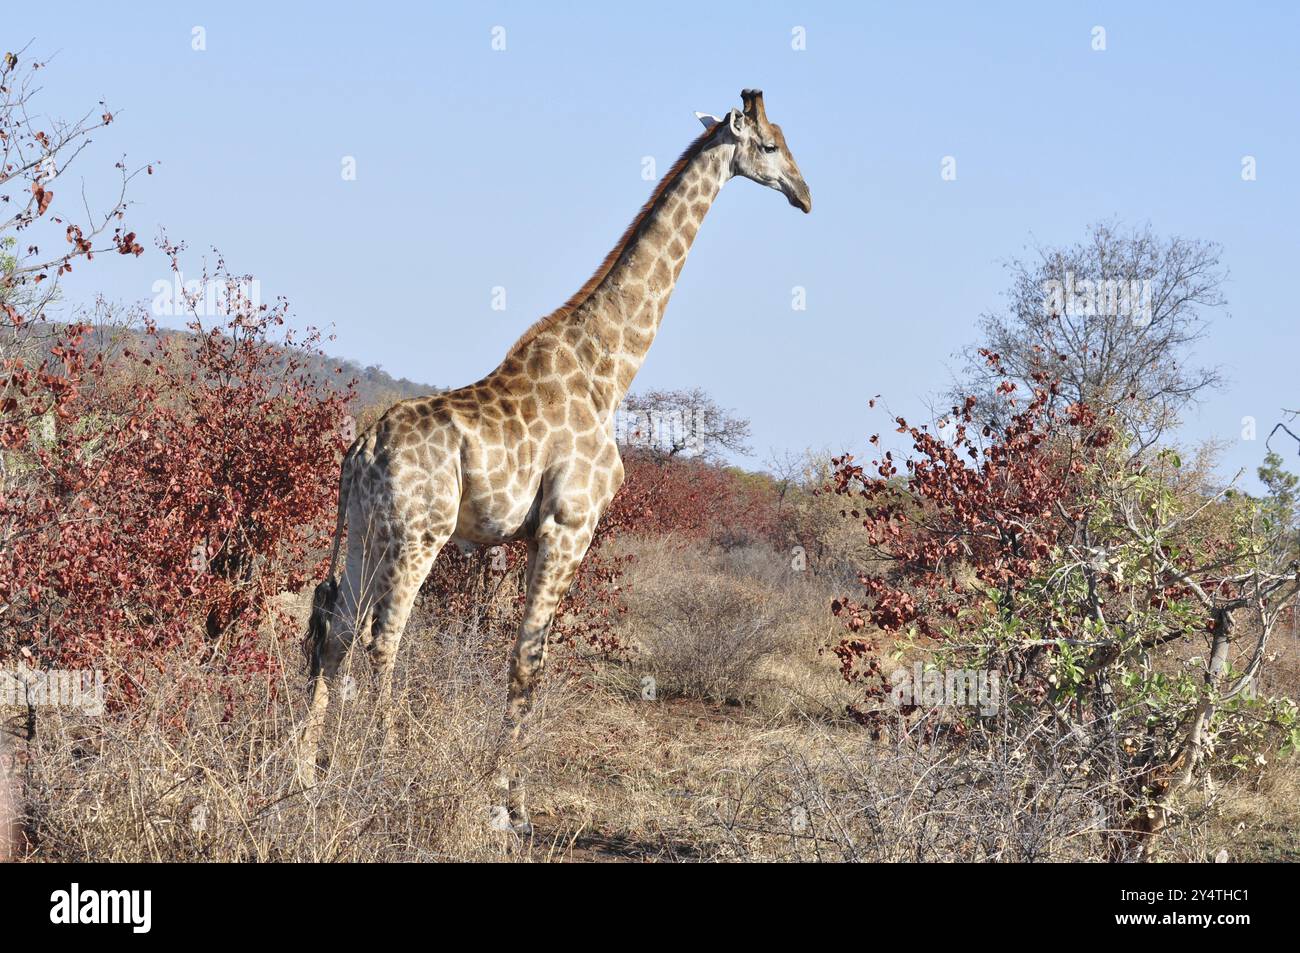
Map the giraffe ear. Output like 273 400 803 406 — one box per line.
694 111 722 129
727 107 745 136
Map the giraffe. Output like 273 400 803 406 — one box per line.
300 89 811 832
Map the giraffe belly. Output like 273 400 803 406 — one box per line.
450 477 542 546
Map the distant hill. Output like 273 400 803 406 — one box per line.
16 319 441 412
315 353 441 409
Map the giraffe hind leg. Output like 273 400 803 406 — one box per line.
298 579 366 787
366 531 448 751
297 519 383 786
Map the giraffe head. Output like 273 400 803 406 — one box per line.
699 89 812 213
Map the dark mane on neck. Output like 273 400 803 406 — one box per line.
506 121 723 355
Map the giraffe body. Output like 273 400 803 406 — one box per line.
300 90 810 832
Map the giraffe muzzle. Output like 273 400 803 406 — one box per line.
787 181 812 213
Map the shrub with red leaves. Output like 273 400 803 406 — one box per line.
0 257 352 709
829 357 1114 708
828 354 1300 859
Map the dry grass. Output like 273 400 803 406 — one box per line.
6 536 1297 862
21 617 515 861
602 536 854 719
1161 752 1300 863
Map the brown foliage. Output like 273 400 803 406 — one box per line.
0 254 353 707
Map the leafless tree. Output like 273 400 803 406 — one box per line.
0 43 148 332
619 387 751 462
952 221 1226 451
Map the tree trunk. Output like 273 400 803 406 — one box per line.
1112 605 1235 861
0 712 22 861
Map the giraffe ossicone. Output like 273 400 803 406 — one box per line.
299 89 811 833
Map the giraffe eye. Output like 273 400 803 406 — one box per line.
762 144 778 154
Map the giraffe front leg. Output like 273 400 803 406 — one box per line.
500 523 592 835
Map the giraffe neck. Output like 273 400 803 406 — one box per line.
507 132 735 418
589 140 733 407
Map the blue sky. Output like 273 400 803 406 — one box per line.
13 2 1300 489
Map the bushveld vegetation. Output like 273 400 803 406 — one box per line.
2 50 1297 862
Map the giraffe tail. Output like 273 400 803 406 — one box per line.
305 578 338 676
305 437 359 673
